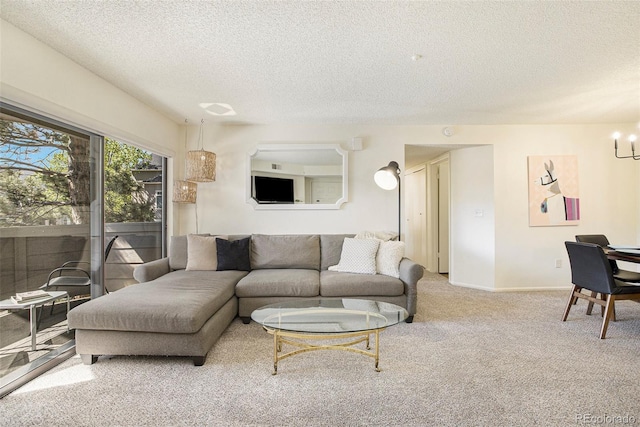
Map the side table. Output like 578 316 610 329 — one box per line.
0 291 69 351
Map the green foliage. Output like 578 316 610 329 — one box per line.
104 138 156 223
0 169 71 226
0 117 159 226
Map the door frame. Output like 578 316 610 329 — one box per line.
427 153 451 273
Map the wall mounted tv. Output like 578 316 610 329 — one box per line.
253 176 295 203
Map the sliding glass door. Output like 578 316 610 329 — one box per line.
0 104 103 385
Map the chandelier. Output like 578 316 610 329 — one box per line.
173 119 197 203
613 132 638 160
186 119 216 181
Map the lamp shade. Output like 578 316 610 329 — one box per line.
186 149 216 182
173 180 197 204
374 161 400 190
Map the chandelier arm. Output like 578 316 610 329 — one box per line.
614 138 639 160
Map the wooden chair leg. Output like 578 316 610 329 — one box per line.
598 293 616 321
573 286 582 305
599 294 615 339
586 291 597 315
562 285 579 321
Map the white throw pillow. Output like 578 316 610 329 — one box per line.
185 234 227 271
355 230 398 241
376 241 405 278
335 238 380 275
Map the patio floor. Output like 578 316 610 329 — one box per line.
0 301 76 379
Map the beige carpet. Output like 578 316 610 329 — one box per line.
2 273 640 427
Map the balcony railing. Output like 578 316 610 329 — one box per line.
0 222 162 300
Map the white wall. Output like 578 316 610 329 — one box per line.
450 145 496 290
491 125 640 290
176 124 409 235
184 123 639 291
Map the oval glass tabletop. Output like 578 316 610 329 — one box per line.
251 298 408 333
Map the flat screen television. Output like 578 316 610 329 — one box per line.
253 176 294 203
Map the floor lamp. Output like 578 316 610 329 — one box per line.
374 161 401 241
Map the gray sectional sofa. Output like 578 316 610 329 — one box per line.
68 234 424 366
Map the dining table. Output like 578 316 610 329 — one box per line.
605 247 640 264
604 247 640 308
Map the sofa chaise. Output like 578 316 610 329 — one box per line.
67 234 424 366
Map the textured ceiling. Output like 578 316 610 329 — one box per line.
1 1 639 126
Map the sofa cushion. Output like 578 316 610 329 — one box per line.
251 234 320 270
186 234 227 271
216 237 251 271
235 269 320 297
320 234 355 270
376 241 405 278
320 270 404 297
332 238 379 274
68 270 248 334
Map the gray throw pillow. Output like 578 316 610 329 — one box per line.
216 237 251 271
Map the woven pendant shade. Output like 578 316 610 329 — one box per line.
173 119 198 204
173 179 197 204
186 149 216 182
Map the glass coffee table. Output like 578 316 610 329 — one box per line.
251 298 408 375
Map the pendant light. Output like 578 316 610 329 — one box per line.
186 119 216 182
173 119 197 204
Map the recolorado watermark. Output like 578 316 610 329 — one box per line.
576 413 636 425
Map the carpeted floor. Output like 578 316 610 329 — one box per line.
2 272 640 426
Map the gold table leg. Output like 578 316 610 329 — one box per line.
265 327 386 375
272 330 279 375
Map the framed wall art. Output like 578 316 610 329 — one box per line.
528 155 580 227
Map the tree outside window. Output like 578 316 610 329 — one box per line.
0 117 157 226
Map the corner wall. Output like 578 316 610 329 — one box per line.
186 123 639 291
0 20 179 155
449 145 495 290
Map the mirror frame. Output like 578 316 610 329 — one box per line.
246 143 348 210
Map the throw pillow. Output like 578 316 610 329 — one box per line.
335 238 379 275
376 241 405 278
185 234 227 271
355 230 398 241
216 237 251 271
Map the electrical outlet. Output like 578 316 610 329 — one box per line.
555 259 562 268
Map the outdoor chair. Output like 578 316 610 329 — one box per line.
563 241 640 339
40 235 118 315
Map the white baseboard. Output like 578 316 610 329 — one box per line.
448 280 571 292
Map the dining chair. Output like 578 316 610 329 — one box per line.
575 234 640 283
563 241 640 339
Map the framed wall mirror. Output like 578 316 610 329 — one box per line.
246 143 348 210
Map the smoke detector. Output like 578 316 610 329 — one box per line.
442 127 454 137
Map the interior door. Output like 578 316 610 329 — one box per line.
437 162 450 273
405 167 427 267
